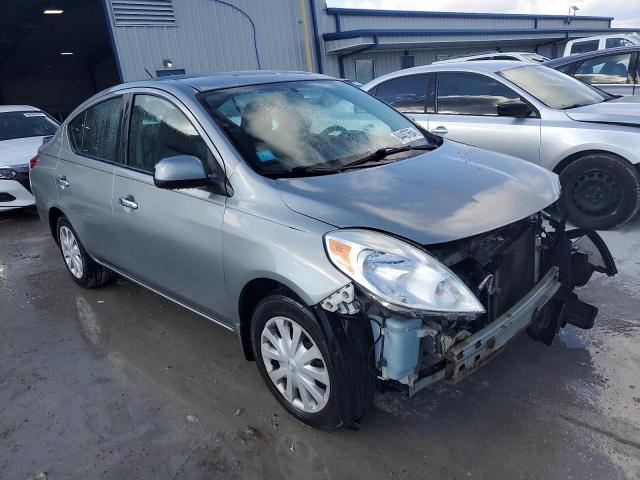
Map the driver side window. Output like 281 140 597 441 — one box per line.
127 94 216 173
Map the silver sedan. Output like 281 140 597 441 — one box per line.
364 61 640 229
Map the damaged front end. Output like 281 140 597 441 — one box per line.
321 214 616 396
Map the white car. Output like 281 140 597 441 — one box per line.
564 34 640 56
0 106 59 212
433 52 549 64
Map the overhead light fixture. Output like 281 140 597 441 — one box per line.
162 58 174 69
43 9 64 14
60 51 74 55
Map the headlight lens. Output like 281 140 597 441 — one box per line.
0 168 16 180
325 229 485 314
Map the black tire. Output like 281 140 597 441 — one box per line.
56 216 113 288
250 293 372 430
557 153 640 230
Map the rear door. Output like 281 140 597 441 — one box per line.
573 52 636 96
110 91 230 321
55 95 123 262
427 72 541 164
371 73 434 127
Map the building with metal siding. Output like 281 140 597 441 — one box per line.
103 0 638 83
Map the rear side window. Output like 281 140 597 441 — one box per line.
436 72 522 116
127 94 215 173
574 53 631 85
605 38 635 48
570 40 600 55
68 97 122 162
375 74 430 113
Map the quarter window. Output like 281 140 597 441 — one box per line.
375 74 430 113
127 95 215 173
574 54 632 85
436 72 522 116
68 97 122 162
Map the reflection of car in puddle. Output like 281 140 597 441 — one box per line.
75 296 102 346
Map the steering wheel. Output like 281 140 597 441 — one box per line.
320 125 348 136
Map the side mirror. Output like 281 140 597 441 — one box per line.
153 155 210 190
497 100 533 118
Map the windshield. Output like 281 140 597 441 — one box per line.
200 80 432 176
0 111 59 142
499 65 607 109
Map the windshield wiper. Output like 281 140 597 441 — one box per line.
341 144 439 170
268 144 439 178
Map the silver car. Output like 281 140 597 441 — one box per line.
31 72 615 430
364 61 640 229
544 46 640 96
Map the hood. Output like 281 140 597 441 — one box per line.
277 141 560 245
0 136 46 167
565 99 640 127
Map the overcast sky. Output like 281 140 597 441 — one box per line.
326 0 640 27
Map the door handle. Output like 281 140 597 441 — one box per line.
118 195 138 210
432 126 448 135
56 175 69 189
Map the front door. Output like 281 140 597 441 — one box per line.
110 92 229 322
428 72 541 164
573 52 637 96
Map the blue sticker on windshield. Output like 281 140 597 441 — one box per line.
256 149 276 162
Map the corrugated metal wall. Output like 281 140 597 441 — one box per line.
104 1 625 83
106 0 311 81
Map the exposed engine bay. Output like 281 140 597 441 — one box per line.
321 212 617 395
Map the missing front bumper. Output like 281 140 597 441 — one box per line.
407 267 560 395
444 266 560 383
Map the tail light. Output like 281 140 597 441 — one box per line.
29 155 40 170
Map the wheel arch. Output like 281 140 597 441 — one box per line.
553 149 631 175
48 206 66 243
237 277 302 361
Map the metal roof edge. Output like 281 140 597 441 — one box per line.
324 8 614 22
323 27 640 41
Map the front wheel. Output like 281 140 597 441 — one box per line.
250 294 372 430
557 153 640 230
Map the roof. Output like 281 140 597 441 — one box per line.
544 45 640 67
364 60 530 87
0 105 40 113
325 8 614 21
111 71 332 93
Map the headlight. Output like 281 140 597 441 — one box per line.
0 168 16 180
324 229 485 314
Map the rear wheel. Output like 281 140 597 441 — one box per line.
56 216 113 288
250 293 372 430
557 153 640 230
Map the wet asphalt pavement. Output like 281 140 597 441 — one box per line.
1 210 639 480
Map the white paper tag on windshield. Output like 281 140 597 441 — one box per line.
390 127 422 144
23 112 45 117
